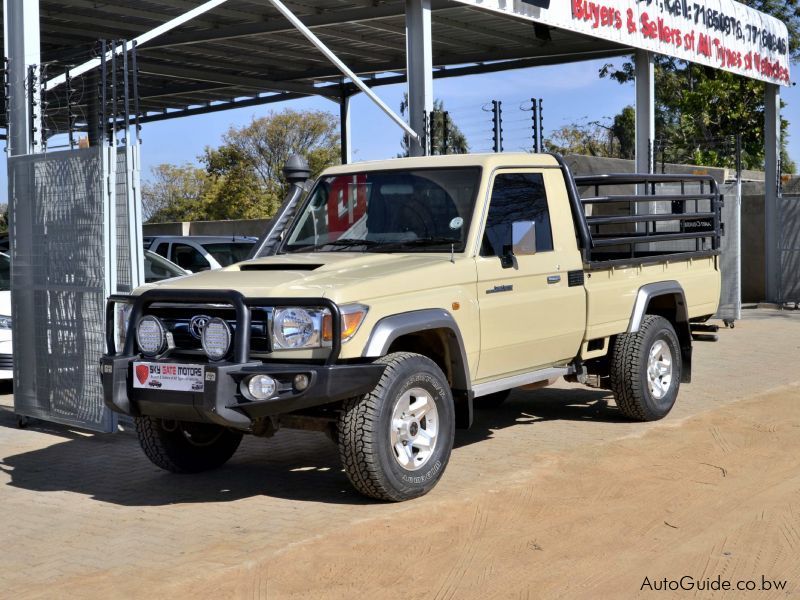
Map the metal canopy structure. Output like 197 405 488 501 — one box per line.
0 0 792 432
0 0 628 128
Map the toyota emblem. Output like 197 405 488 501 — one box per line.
189 315 211 339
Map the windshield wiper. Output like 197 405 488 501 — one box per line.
318 238 382 251
375 236 462 250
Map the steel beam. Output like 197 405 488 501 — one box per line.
635 49 654 175
764 82 781 303
4 0 42 155
265 0 418 142
406 0 433 156
340 87 352 165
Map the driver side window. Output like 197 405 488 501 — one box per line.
481 173 554 257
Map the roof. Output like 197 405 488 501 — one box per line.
322 152 561 174
9 0 628 132
9 0 786 135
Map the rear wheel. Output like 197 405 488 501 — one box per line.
337 352 455 502
135 416 243 473
610 315 682 421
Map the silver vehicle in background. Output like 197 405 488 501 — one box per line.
144 236 257 272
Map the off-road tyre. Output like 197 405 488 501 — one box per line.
610 315 682 422
135 416 243 473
337 352 455 502
474 389 511 409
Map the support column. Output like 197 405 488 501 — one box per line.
635 49 654 174
764 83 781 303
4 0 41 156
405 0 433 157
339 88 352 165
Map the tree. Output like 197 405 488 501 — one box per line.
142 109 341 223
545 109 635 159
599 1 800 173
399 95 469 156
201 145 280 220
612 106 636 160
142 164 212 223
220 109 340 198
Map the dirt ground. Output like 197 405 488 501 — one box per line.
2 309 800 599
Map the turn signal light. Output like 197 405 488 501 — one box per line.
322 305 368 343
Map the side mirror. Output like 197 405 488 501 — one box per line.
512 220 537 256
500 221 536 269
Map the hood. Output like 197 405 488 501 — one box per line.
136 252 475 302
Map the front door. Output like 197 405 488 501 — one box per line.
475 169 586 381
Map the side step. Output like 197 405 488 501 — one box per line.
472 366 572 398
690 322 719 342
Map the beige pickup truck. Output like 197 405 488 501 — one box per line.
102 153 722 501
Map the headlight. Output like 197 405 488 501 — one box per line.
136 316 166 357
0 315 12 329
113 303 132 351
273 308 322 349
201 317 232 361
271 304 368 350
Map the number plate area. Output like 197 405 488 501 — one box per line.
133 362 206 392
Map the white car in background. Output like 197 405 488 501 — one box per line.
144 236 257 272
0 253 12 379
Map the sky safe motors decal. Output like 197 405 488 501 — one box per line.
133 362 206 392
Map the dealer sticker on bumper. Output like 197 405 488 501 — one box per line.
133 362 206 392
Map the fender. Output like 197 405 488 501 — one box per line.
628 281 688 333
362 309 471 390
627 280 692 383
362 309 473 427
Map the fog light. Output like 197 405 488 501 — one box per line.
201 317 232 361
293 374 309 391
247 375 276 401
136 315 166 357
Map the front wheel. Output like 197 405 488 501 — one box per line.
337 352 455 502
609 315 682 421
135 416 243 473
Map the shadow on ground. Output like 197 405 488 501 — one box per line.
0 387 625 507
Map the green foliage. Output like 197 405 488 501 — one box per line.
143 109 341 223
612 106 636 160
598 2 799 173
601 57 796 173
143 164 212 223
399 95 469 157
545 108 635 160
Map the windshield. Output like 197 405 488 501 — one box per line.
144 251 186 283
201 242 255 267
282 168 481 253
0 254 9 291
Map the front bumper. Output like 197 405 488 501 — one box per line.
102 289 384 429
101 355 385 429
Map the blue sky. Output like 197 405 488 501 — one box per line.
138 57 800 176
1 57 798 198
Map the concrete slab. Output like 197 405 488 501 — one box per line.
0 309 798 597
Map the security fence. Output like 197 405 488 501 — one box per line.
779 195 800 305
9 147 115 432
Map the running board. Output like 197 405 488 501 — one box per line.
472 366 572 398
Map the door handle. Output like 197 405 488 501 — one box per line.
547 275 561 285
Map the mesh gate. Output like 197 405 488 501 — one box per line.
9 142 143 432
779 195 800 305
716 182 741 323
8 147 115 432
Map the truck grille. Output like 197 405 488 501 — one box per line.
146 305 272 355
